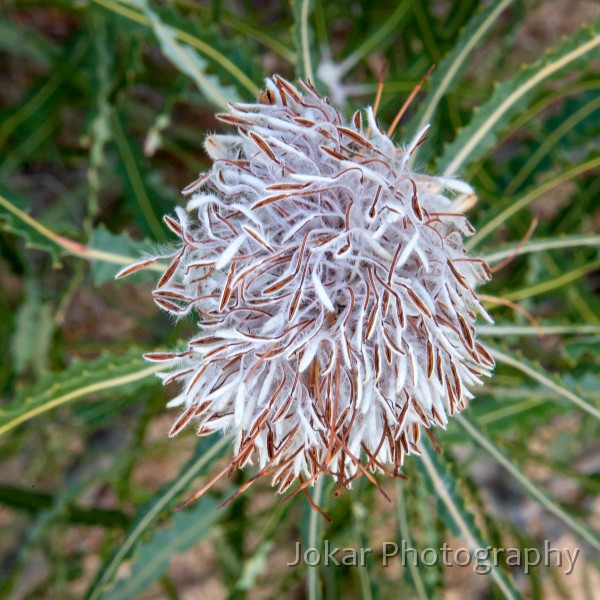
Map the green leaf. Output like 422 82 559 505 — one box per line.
337 0 418 76
487 345 600 421
396 479 438 600
0 188 166 275
0 185 63 267
104 494 221 600
85 434 231 600
455 414 600 552
501 258 600 303
109 110 169 241
484 233 600 265
305 476 325 600
92 0 258 106
0 347 161 436
419 444 524 600
85 10 115 222
133 0 239 108
467 152 600 249
0 18 60 65
0 36 88 152
439 18 600 175
506 92 600 194
479 323 600 337
410 0 516 163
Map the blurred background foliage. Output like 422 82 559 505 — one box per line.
0 0 599 598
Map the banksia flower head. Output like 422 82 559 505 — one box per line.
125 76 494 501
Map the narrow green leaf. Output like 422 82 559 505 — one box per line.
410 0 516 159
439 18 600 175
0 347 161 436
306 476 325 600
0 186 63 267
85 435 231 600
0 189 165 273
338 0 418 76
467 152 600 249
104 495 221 599
0 37 88 150
501 258 600 303
131 0 238 108
222 12 295 63
484 234 600 265
110 111 166 241
0 483 130 529
479 323 600 337
0 18 60 65
487 346 600 421
506 93 600 194
92 0 258 104
420 444 523 600
86 10 114 222
396 481 430 600
455 414 600 552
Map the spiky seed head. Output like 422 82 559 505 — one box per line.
138 76 494 498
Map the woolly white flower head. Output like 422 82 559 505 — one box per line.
131 76 494 498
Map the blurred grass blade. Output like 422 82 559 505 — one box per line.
420 444 523 600
487 346 600 420
506 93 600 194
93 0 257 104
479 324 600 337
501 259 600 303
456 414 600 552
11 279 53 376
223 12 295 63
292 0 315 82
110 111 165 240
338 0 417 76
396 481 430 600
467 152 600 249
439 18 600 175
0 483 130 529
0 37 87 149
1 187 64 267
86 11 113 224
410 0 515 159
104 494 222 599
306 476 324 600
0 348 161 436
484 234 600 265
85 435 230 600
